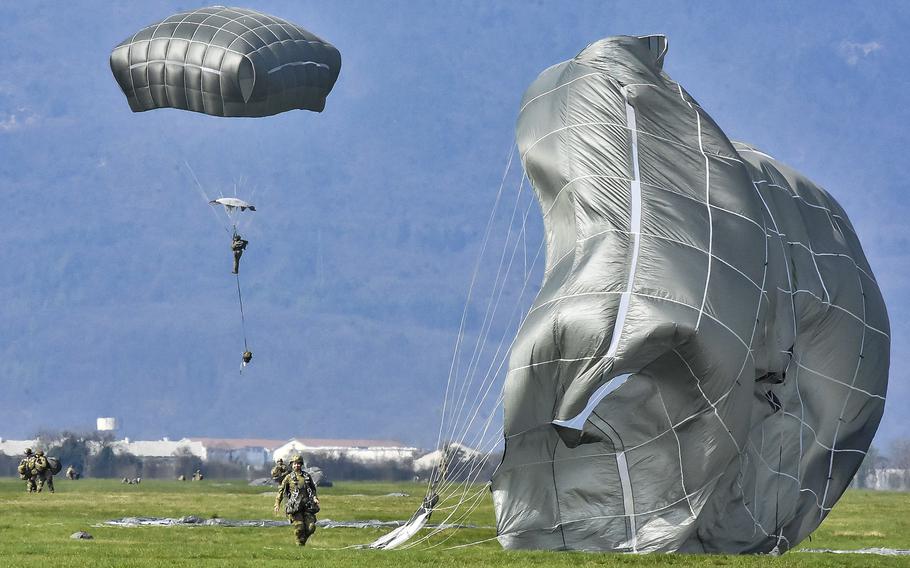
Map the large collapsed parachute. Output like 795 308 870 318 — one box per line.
490 35 889 553
109 5 341 117
373 34 889 555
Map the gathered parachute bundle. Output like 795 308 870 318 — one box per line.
372 35 889 554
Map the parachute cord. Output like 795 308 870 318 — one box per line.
430 143 516 495
235 272 249 351
183 160 231 234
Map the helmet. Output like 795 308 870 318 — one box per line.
276 458 284 464
35 450 44 456
24 448 33 455
290 455 304 465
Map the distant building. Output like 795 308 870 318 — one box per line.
96 417 118 432
273 438 419 464
108 437 206 459
1 435 422 468
186 438 285 467
0 438 38 456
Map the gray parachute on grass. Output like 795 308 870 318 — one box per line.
491 35 889 553
110 5 341 117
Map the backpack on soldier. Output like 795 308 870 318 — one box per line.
47 457 62 475
17 461 28 480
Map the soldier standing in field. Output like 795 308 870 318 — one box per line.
17 448 37 493
34 450 55 493
271 458 289 483
274 455 320 546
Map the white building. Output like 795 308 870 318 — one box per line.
272 438 419 464
107 437 206 459
0 438 38 457
186 438 285 467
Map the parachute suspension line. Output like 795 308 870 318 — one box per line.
432 236 545 500
423 219 547 536
445 196 540 453
442 174 528 451
184 160 230 234
235 272 249 352
441 195 544 459
421 294 546 549
378 144 544 551
431 143 516 478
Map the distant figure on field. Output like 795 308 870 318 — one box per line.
271 458 289 484
177 474 186 481
192 469 204 481
65 465 79 480
274 455 319 546
34 450 54 493
17 448 37 493
231 232 249 274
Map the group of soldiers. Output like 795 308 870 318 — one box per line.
272 456 320 547
17 448 56 493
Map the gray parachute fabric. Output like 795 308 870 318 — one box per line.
110 6 341 117
491 35 889 553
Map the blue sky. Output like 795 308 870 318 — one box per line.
0 1 907 451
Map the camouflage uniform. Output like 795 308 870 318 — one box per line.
34 451 54 493
270 459 289 483
275 458 318 546
18 449 37 493
231 234 248 274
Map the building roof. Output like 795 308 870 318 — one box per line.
0 439 38 456
187 437 286 450
110 438 206 458
284 438 412 449
188 437 414 450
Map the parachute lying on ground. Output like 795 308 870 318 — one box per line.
491 35 889 553
110 5 341 117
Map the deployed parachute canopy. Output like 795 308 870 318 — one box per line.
110 5 341 117
210 197 256 212
491 34 889 554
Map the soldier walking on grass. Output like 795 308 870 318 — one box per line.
274 455 319 546
17 448 37 493
34 450 55 493
271 458 289 483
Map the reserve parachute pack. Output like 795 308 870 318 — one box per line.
285 489 303 515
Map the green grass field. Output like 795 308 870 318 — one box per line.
1 478 907 567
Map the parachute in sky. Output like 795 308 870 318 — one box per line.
210 197 256 212
109 5 341 117
491 35 889 553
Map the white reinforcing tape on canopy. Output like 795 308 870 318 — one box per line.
605 88 642 359
551 373 633 431
268 61 331 73
616 451 638 552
